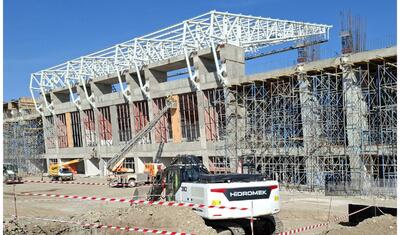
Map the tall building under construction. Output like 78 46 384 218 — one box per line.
12 11 395 196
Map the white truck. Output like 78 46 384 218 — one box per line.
107 172 149 187
3 163 23 184
148 156 281 235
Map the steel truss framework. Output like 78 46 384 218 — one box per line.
3 118 45 174
30 10 331 114
207 61 396 196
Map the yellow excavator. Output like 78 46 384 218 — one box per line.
48 159 82 181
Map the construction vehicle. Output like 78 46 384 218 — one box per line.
106 97 177 187
148 155 281 235
48 159 82 181
144 163 165 181
3 163 23 184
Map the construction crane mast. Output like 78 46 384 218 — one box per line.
30 10 331 115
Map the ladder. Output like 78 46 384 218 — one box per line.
107 99 176 172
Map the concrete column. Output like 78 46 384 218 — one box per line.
224 88 241 172
45 158 51 173
99 158 107 177
146 100 155 144
195 90 209 167
297 69 325 188
76 85 88 148
89 82 102 149
219 44 245 86
125 72 138 142
109 105 119 146
135 157 145 173
195 91 207 149
51 114 60 152
84 158 100 176
342 61 368 188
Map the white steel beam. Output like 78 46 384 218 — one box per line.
30 10 332 112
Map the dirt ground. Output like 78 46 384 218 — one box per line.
3 176 397 235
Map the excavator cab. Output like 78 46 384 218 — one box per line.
148 155 208 201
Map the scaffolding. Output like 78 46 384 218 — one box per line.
3 116 45 175
208 60 397 197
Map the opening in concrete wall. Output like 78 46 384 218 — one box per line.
83 109 97 146
178 92 200 142
117 103 132 143
70 111 83 147
153 97 172 143
98 106 113 146
167 67 190 81
56 113 68 148
44 116 57 149
203 89 225 141
133 100 151 144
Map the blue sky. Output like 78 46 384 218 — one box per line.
4 0 396 101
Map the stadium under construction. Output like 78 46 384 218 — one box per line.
4 11 397 197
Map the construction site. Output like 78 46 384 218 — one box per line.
3 9 397 235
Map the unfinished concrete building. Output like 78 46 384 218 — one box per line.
29 11 396 196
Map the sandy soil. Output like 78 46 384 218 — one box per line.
322 214 396 235
3 176 397 235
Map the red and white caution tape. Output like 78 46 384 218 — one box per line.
276 205 372 235
6 216 193 235
20 179 139 187
19 192 248 210
21 180 110 186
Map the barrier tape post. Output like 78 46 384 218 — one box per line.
6 215 194 235
250 201 254 235
13 184 17 218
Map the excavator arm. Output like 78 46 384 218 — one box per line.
107 96 177 172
